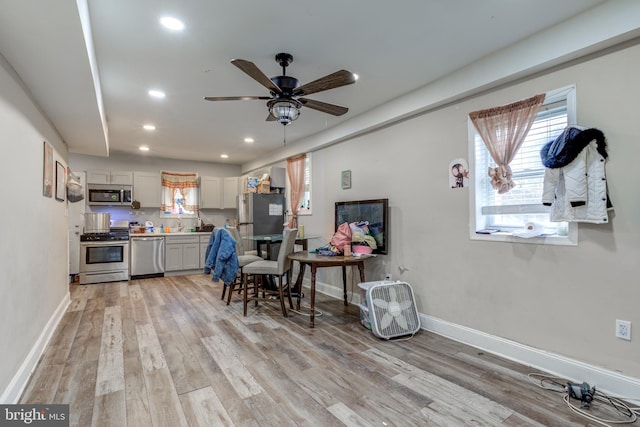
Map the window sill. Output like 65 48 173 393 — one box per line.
470 230 577 246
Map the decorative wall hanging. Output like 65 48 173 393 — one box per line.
449 158 469 189
55 161 66 202
341 170 352 189
43 141 53 197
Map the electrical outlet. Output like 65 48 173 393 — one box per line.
616 320 631 341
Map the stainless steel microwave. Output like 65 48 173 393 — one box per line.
87 184 132 206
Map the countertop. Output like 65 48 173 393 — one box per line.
129 231 212 237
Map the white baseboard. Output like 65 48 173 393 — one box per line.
307 279 640 403
0 291 71 404
421 313 640 404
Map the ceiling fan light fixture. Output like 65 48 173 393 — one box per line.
268 99 301 125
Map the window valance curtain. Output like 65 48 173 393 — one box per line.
287 154 306 228
161 171 199 213
469 94 546 194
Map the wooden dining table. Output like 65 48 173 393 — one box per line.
287 251 374 328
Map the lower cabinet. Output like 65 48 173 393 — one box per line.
200 234 211 269
165 235 200 272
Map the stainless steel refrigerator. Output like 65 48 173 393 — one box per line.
237 193 286 256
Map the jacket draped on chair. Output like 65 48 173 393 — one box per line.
204 228 239 284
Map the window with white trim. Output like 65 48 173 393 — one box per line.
160 171 199 218
469 86 578 245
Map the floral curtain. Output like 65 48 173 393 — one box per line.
161 171 199 213
286 154 306 228
469 94 546 194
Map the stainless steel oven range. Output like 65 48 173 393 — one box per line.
79 228 129 284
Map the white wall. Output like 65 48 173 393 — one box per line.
298 42 640 382
0 54 70 401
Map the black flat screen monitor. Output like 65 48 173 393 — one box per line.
335 198 388 254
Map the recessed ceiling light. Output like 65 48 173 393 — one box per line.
139 146 150 151
220 154 229 159
160 16 184 31
244 137 254 143
148 89 165 99
143 124 156 131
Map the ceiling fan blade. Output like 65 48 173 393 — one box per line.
265 114 276 121
293 70 356 97
203 96 270 101
299 98 349 116
231 59 282 94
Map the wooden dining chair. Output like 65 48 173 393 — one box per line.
242 228 297 317
222 226 262 304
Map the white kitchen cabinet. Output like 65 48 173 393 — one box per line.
201 176 239 209
183 244 200 270
165 235 200 271
133 172 161 207
165 244 183 271
268 167 286 188
199 243 207 269
87 169 133 185
223 177 239 209
199 234 211 269
200 176 222 209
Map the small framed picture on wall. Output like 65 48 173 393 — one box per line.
341 170 352 189
55 161 66 202
43 141 53 197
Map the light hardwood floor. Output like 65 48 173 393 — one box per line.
20 274 635 426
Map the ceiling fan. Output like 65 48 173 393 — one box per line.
204 53 356 125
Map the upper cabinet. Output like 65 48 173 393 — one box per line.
223 177 239 209
87 169 133 185
133 172 161 207
269 167 286 188
200 176 222 209
201 176 238 209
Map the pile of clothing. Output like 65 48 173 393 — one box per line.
318 221 378 255
349 221 378 250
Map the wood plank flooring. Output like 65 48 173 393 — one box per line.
20 274 637 426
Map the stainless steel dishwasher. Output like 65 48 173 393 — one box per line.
130 236 165 279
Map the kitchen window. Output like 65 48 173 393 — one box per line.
468 85 578 245
161 171 199 218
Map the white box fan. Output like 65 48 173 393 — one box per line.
363 281 420 339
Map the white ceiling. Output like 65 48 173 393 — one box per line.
0 0 614 166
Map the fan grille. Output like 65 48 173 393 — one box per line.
366 282 420 339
